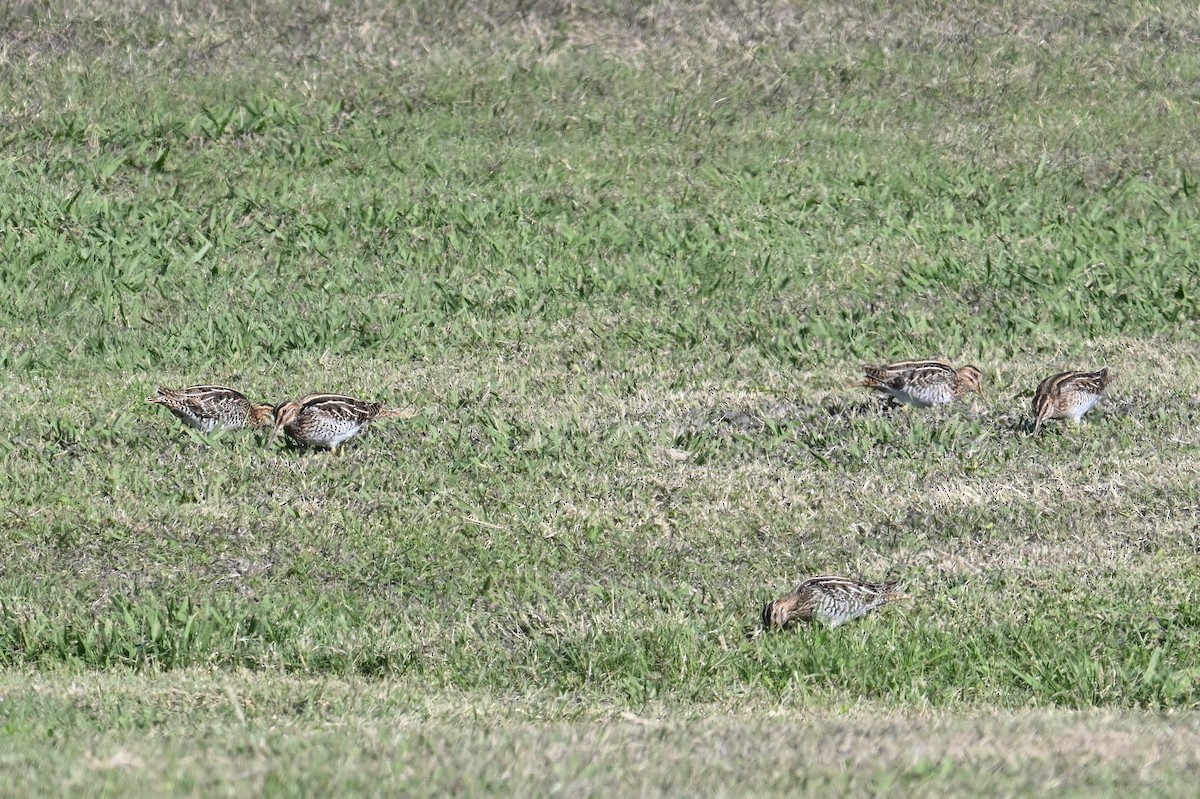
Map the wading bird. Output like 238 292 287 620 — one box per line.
762 575 910 630
147 385 273 432
851 360 984 407
268 392 396 450
1031 368 1111 435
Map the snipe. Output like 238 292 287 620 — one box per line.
762 575 910 630
852 359 984 407
147 385 273 432
1031 368 1111 434
268 392 395 450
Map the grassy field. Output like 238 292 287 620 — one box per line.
2 0 1200 794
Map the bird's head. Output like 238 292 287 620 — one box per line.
268 401 302 446
761 598 794 631
249 403 275 428
957 365 985 398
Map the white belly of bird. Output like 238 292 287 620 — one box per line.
1064 392 1102 422
173 409 220 432
296 420 365 449
890 383 953 407
815 596 885 628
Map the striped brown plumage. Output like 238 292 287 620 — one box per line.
762 575 910 630
268 392 394 450
851 360 984 407
147 385 273 432
1031 368 1111 434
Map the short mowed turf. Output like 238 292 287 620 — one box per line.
3 0 1200 795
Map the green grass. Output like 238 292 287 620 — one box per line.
3 0 1200 794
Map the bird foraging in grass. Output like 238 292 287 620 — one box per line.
1030 368 1112 435
147 385 273 432
762 575 910 630
268 392 397 450
851 359 984 407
